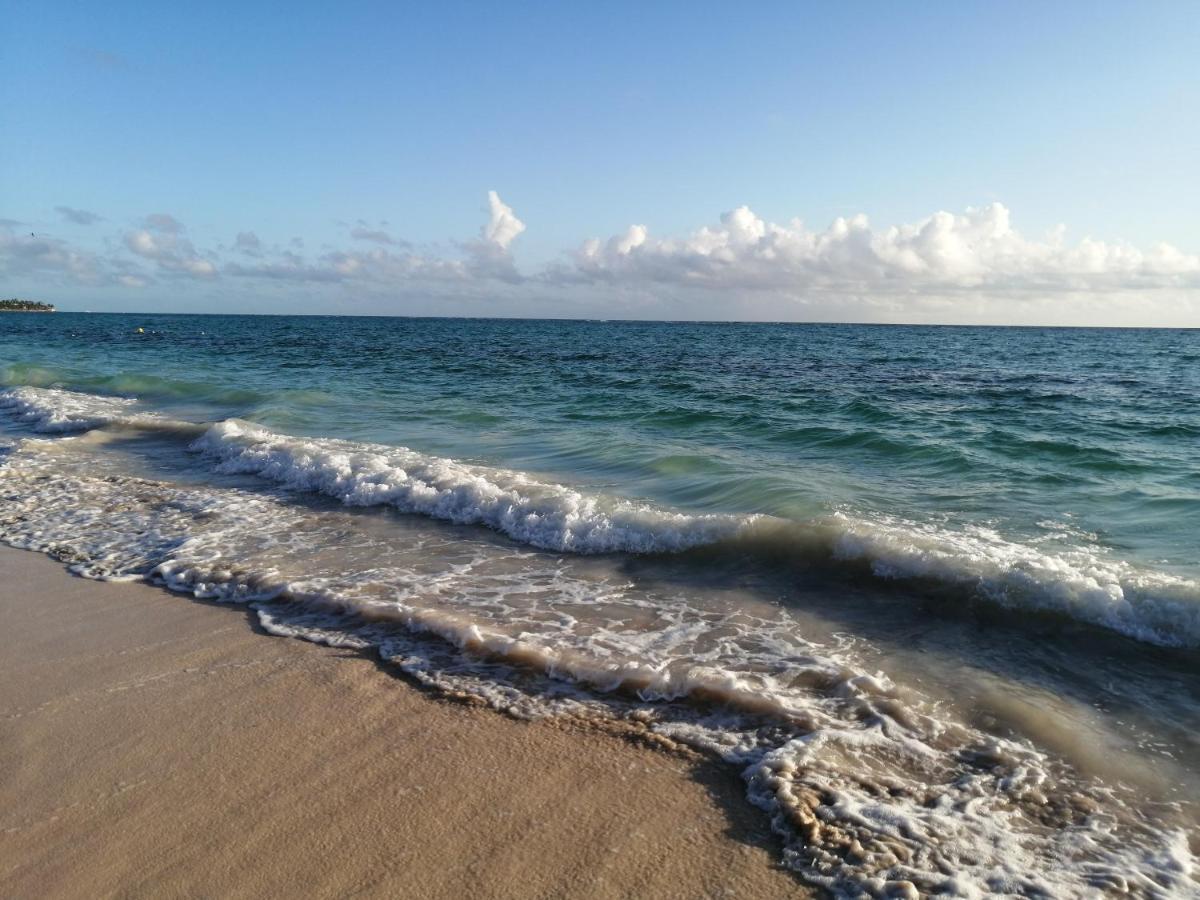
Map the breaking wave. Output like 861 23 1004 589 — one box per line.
3 384 1199 649
0 432 1194 898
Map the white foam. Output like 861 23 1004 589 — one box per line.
191 418 753 554
0 385 183 434
4 386 1199 648
830 512 1200 647
0 441 1195 898
186 420 1200 647
0 386 140 432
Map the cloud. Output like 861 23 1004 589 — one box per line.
7 195 1197 324
234 231 263 256
143 213 184 234
1 230 104 282
55 206 104 226
229 192 527 286
560 202 1200 295
0 223 146 287
227 246 468 284
456 190 526 282
483 190 525 250
350 226 406 247
125 214 216 278
226 251 344 282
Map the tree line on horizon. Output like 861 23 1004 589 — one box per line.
0 298 55 311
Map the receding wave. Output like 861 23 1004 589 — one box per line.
0 385 201 435
3 385 1199 649
0 385 146 432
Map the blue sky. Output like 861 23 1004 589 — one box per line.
2 2 1198 323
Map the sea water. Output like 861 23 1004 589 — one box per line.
1 314 1197 897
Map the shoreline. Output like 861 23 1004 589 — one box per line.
0 545 810 899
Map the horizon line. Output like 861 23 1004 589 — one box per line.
43 309 1200 331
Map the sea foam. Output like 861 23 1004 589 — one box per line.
191 418 1200 647
3 385 1199 648
0 385 141 432
0 439 1194 898
191 418 752 554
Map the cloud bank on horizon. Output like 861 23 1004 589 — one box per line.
2 193 1198 325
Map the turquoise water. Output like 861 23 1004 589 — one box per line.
4 314 1197 572
1 313 1198 896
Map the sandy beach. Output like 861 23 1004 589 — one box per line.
0 546 809 899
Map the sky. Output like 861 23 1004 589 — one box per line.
2 1 1198 325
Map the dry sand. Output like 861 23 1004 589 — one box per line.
0 546 810 899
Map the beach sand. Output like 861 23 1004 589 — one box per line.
0 546 809 899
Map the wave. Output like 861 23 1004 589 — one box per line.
0 385 145 432
0 442 1193 898
1 363 268 406
4 384 1199 648
0 385 205 437
192 418 753 554
189 417 1200 649
824 514 1200 648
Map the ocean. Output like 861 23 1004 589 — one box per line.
1 313 1197 897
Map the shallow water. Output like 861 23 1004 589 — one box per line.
1 314 1197 896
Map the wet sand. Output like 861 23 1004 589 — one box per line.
0 546 809 899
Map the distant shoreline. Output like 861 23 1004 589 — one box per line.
0 300 55 313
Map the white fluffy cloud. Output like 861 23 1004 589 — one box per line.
483 190 525 250
564 202 1200 295
6 196 1198 324
125 215 216 278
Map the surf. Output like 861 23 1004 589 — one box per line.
4 383 1198 650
